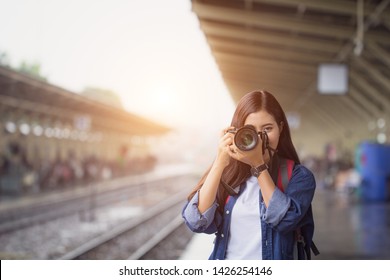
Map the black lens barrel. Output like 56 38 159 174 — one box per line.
234 126 258 151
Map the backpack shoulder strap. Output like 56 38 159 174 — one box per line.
277 158 320 259
277 158 295 192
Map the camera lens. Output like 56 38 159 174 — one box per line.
234 126 258 151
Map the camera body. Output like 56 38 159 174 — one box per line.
227 125 268 152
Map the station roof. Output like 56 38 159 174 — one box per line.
191 0 390 152
0 66 170 136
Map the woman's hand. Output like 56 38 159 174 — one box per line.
198 127 236 213
214 126 236 169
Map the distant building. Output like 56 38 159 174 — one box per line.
0 65 170 164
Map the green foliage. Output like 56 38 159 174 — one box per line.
0 51 10 66
0 50 48 82
17 60 48 82
81 87 124 108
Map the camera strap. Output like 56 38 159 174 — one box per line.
220 179 239 196
262 132 277 162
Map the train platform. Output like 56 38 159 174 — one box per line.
180 187 390 260
179 232 214 260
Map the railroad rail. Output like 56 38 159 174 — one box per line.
59 188 191 260
0 167 198 260
0 171 190 234
127 214 188 260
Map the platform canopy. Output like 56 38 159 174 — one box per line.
0 66 170 136
192 0 390 153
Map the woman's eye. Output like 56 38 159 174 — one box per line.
263 127 272 133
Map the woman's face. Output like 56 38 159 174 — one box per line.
244 109 282 159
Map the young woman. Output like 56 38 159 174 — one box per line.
182 90 317 260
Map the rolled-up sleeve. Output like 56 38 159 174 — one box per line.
261 165 316 233
261 188 291 226
182 191 219 234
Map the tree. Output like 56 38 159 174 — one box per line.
0 51 10 66
81 87 124 109
17 61 48 82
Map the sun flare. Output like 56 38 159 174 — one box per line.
123 83 186 127
150 86 177 110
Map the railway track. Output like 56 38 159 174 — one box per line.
59 188 192 260
128 214 191 260
0 173 189 234
0 170 198 260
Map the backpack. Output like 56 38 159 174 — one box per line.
277 158 320 260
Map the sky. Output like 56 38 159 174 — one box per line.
0 0 237 165
0 0 235 130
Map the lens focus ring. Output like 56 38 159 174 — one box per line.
234 126 258 151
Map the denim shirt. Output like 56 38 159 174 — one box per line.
182 164 316 260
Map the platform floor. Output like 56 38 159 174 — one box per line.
180 188 390 260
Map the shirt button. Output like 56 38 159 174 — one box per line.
226 210 230 214
221 234 224 238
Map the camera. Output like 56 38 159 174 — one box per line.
227 125 268 152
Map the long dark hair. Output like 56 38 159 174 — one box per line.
188 90 300 212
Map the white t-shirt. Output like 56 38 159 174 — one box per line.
225 176 262 259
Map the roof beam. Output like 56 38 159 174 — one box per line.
307 103 349 138
352 57 390 96
0 94 167 135
317 97 368 127
213 51 314 73
224 77 298 93
222 70 310 90
207 37 333 65
349 86 382 119
311 99 356 129
193 1 390 43
0 67 169 134
251 0 385 17
193 1 353 39
223 77 303 100
337 96 375 122
384 17 390 30
216 63 313 80
350 71 390 111
366 41 390 68
308 103 368 141
217 61 316 79
201 21 342 53
224 80 297 104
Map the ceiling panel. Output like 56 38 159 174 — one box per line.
192 0 390 154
